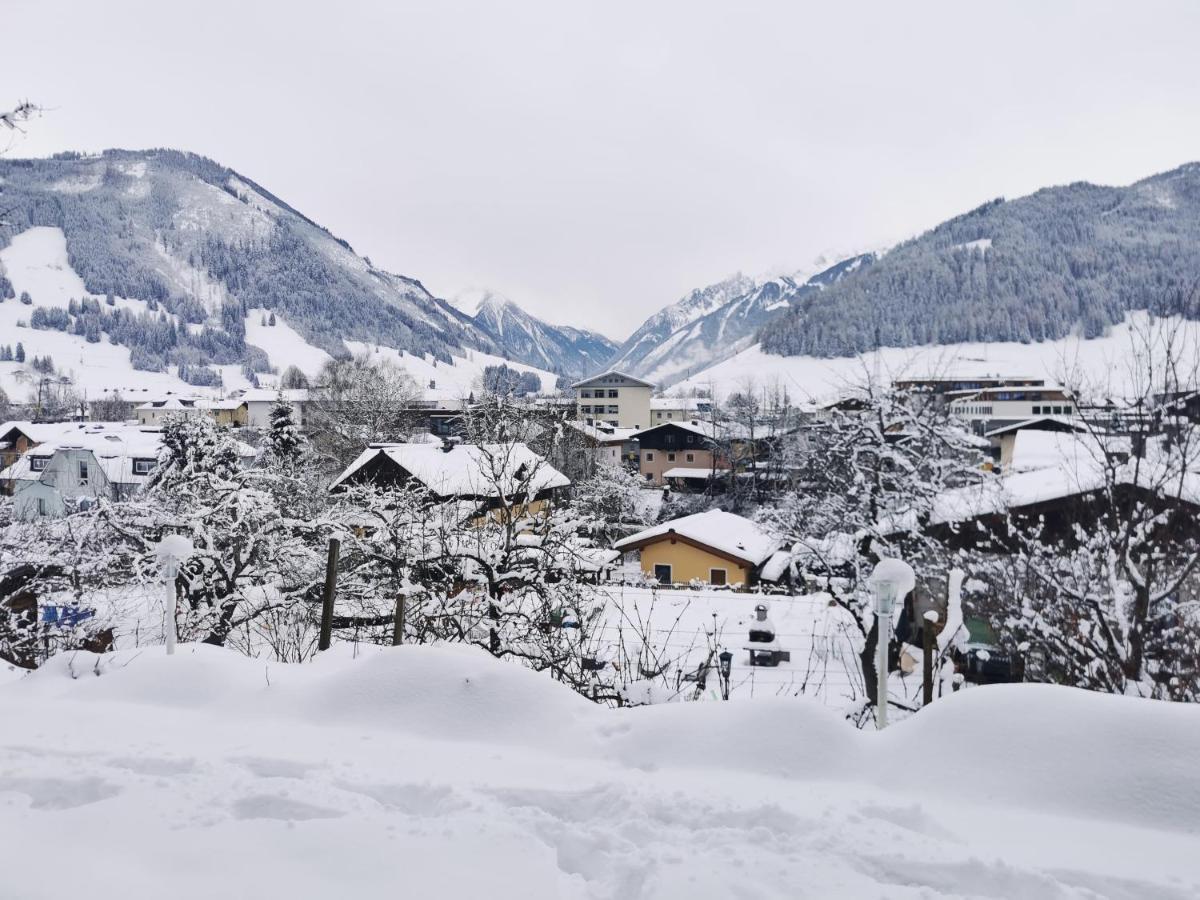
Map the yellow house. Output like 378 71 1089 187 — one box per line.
613 509 779 588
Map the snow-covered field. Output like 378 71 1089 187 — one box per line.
0 644 1196 899
677 311 1200 403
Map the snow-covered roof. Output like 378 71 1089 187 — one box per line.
650 397 709 411
196 398 247 411
0 424 164 485
984 416 1088 438
612 510 780 566
568 421 640 443
330 441 571 498
927 450 1200 526
0 420 99 444
135 397 199 412
661 467 727 479
234 388 310 404
1008 430 1129 474
571 370 654 389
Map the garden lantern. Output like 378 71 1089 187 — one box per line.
155 534 194 655
868 557 915 730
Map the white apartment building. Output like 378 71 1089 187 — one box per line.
572 371 653 430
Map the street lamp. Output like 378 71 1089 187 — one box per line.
718 650 733 700
155 534 194 655
868 557 915 730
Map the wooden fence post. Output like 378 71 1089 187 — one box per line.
392 595 406 646
922 615 936 706
318 538 340 651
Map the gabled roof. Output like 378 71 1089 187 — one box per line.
571 370 654 389
135 397 198 411
0 424 165 485
984 416 1088 438
566 421 640 444
330 441 570 498
612 510 779 566
235 388 310 404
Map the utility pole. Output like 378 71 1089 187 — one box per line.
922 611 938 706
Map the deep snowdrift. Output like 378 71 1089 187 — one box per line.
1 644 1197 899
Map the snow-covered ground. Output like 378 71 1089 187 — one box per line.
676 311 1200 403
244 308 335 378
0 643 1196 899
593 586 870 708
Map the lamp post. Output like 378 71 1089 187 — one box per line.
868 557 915 730
718 650 733 700
155 534 194 655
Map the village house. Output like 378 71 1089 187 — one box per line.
649 395 712 425
0 421 96 475
894 375 1047 410
233 388 310 429
565 421 639 469
329 440 570 522
0 424 258 520
134 397 204 426
197 398 249 428
948 385 1077 432
612 509 780 587
1 424 164 520
632 420 727 486
983 415 1090 471
572 371 653 430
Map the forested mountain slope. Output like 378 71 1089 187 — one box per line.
0 150 598 383
760 163 1200 357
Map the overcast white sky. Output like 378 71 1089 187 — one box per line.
4 0 1199 339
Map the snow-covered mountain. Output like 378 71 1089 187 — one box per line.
610 256 874 386
459 289 618 378
0 150 592 390
605 273 756 377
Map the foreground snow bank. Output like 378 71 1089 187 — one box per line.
2 644 1198 899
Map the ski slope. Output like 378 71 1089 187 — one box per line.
0 644 1196 899
676 311 1200 403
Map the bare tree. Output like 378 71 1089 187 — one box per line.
306 355 423 470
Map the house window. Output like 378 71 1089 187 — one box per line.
667 453 676 462
686 453 694 462
608 390 618 398
653 564 672 585
645 452 654 461
656 412 662 419
709 568 727 586
686 435 694 445
580 405 591 414
30 456 49 472
133 459 156 475
37 497 47 517
607 405 619 414
1032 406 1041 415
667 412 673 419
78 461 89 482
580 390 591 398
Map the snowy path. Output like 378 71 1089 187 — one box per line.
0 645 1196 899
